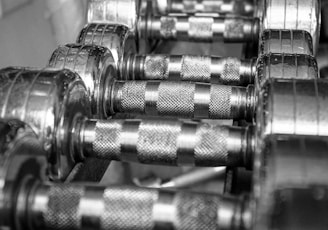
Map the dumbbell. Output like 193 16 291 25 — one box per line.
49 48 318 120
2 119 328 230
0 68 325 180
87 0 320 50
75 21 315 83
150 0 255 15
0 134 250 230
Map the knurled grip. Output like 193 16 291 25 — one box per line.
149 15 259 42
84 119 246 166
124 54 254 85
45 185 85 230
260 30 314 55
31 184 239 230
110 81 253 119
165 0 254 15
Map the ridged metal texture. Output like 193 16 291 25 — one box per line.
256 53 318 89
77 23 137 71
0 67 90 180
262 0 320 52
87 0 137 31
48 44 113 117
260 30 314 55
259 79 328 137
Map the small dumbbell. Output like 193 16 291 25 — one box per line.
0 68 325 179
87 0 320 50
150 0 255 15
49 49 318 120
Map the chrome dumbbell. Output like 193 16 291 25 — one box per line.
75 22 315 82
49 51 318 120
87 0 320 50
0 68 325 177
150 0 255 16
0 142 249 230
88 0 259 44
1 120 327 230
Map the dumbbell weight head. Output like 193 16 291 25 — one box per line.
77 23 138 69
261 0 321 52
88 0 139 32
0 68 91 180
0 119 47 230
48 44 114 118
259 29 314 56
252 135 328 230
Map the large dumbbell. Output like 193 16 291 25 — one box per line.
49 49 318 120
76 26 315 84
0 68 325 178
2 120 328 230
87 0 320 50
151 0 255 15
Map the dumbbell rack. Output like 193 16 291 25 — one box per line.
0 0 326 230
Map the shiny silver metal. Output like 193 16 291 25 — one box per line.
0 67 91 180
151 0 255 15
262 0 321 52
253 135 328 230
160 167 226 188
4 158 247 230
75 27 314 84
87 0 321 52
88 0 138 32
48 44 114 118
123 54 256 85
77 23 137 70
109 81 255 120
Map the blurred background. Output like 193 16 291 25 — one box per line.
0 0 87 68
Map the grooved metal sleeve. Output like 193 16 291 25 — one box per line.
29 184 244 230
110 81 254 119
82 119 248 167
260 30 314 55
123 54 254 85
147 15 259 42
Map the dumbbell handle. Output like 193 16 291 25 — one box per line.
156 0 254 15
77 119 254 168
106 81 255 120
26 183 248 230
122 54 256 85
140 15 259 42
